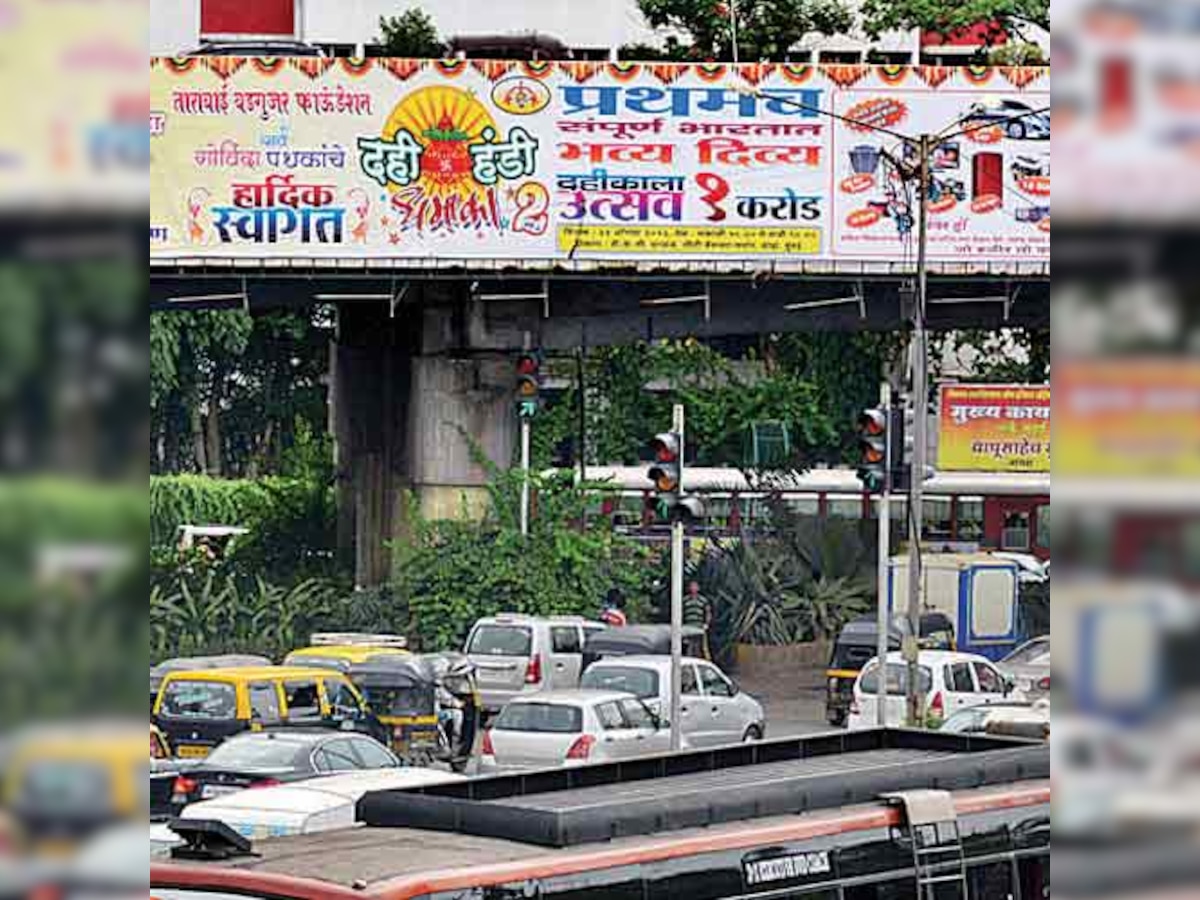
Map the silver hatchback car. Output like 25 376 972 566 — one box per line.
580 655 766 748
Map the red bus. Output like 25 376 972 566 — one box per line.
580 466 1051 561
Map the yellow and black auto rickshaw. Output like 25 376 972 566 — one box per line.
349 653 480 773
825 613 955 726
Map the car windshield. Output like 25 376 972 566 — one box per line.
468 625 532 657
158 680 237 719
860 663 933 696
16 761 112 814
1005 640 1050 666
494 703 582 734
203 736 304 771
581 666 659 700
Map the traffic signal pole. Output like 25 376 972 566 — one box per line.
520 416 532 537
905 135 932 728
669 403 685 752
875 381 892 727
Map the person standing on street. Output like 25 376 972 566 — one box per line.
600 587 628 627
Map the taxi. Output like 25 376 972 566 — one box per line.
152 665 378 759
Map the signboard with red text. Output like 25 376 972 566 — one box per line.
149 60 1050 268
938 384 1051 473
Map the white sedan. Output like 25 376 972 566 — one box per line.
481 690 675 771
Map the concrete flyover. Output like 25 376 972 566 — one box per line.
151 267 1049 586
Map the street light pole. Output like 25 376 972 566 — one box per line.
905 134 932 728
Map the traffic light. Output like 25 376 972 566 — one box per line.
855 408 889 493
648 431 682 495
645 431 705 523
890 402 936 491
515 350 542 418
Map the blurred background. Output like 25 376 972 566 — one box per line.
1055 0 1200 896
0 0 148 894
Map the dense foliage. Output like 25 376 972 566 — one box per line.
150 310 333 479
690 503 875 663
394 461 663 651
151 474 338 580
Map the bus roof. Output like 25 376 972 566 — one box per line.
154 780 1048 898
156 729 1048 896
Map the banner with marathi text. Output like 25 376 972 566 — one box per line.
937 384 1050 473
150 59 1050 268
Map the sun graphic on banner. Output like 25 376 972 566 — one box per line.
382 86 497 201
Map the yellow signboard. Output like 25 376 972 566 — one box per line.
937 384 1050 473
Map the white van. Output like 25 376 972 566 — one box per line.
175 767 462 841
465 614 606 712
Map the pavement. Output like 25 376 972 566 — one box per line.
738 671 835 739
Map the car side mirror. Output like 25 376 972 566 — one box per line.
1003 677 1016 696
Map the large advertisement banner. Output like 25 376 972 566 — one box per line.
150 60 1050 268
938 384 1050 473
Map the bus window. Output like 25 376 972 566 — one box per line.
924 497 954 541
967 861 1014 899
828 497 863 520
843 879 915 900
1017 854 1049 899
957 498 985 542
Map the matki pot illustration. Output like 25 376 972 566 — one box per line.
849 145 880 175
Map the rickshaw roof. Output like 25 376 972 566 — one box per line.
348 655 438 681
585 624 706 653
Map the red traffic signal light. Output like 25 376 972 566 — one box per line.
647 432 682 494
857 408 887 436
650 432 680 463
515 351 543 412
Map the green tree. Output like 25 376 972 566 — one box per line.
859 0 1049 47
933 327 1049 385
378 8 444 57
636 0 853 62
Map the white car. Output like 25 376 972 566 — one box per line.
579 655 766 748
847 650 1023 729
481 690 674 771
176 767 463 841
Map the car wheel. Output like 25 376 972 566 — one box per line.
1007 120 1027 140
743 725 763 743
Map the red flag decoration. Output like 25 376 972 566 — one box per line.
559 61 605 83
204 57 247 80
917 65 953 89
290 58 336 80
472 59 517 82
379 58 424 81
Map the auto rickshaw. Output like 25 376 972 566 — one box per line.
582 624 709 671
348 654 479 773
282 632 410 673
825 613 956 726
